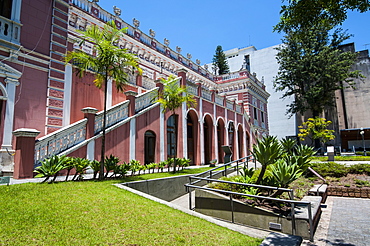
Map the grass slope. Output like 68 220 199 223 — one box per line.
0 172 261 246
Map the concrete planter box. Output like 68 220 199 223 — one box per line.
123 168 233 202
195 189 322 240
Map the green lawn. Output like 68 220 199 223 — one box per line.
311 155 370 162
0 170 262 246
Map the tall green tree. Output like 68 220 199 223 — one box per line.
212 45 230 75
155 75 196 173
274 25 362 118
65 20 141 180
275 0 370 33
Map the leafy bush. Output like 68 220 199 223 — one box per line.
129 159 141 176
34 155 67 183
89 160 101 179
104 155 120 178
71 157 90 181
268 160 303 188
308 162 349 177
348 164 370 175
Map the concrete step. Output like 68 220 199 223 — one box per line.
260 232 302 246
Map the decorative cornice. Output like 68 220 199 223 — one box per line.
13 128 40 138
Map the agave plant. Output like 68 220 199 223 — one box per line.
129 160 141 176
63 157 75 181
252 136 283 184
72 157 90 181
34 155 67 183
89 160 100 180
137 164 147 175
157 161 167 173
280 138 297 155
146 163 157 173
176 158 190 171
104 154 120 178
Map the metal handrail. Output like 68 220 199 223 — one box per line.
185 163 314 242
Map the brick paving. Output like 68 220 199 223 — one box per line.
325 197 370 246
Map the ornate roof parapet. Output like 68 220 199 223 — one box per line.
70 0 215 82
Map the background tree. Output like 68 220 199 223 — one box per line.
298 117 335 148
65 21 141 180
275 0 370 33
274 25 362 118
212 45 230 75
155 75 196 173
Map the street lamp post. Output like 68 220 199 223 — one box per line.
360 128 366 156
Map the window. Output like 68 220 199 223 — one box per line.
0 0 12 19
254 107 258 120
261 111 264 123
244 55 250 71
167 115 177 158
144 131 156 164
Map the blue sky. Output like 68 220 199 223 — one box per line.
97 0 370 65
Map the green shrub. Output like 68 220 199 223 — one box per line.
71 157 90 181
308 162 349 177
348 164 370 175
104 155 120 178
34 155 67 183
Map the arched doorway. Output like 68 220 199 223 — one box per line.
144 131 156 164
237 125 244 158
203 115 213 164
228 122 235 159
217 119 225 163
187 110 198 165
167 115 178 159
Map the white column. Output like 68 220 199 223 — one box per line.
182 101 188 159
86 140 95 161
107 78 112 108
234 112 239 160
243 117 248 157
63 64 72 126
213 103 218 163
160 108 165 162
199 99 204 164
12 0 22 22
129 118 136 160
1 78 19 149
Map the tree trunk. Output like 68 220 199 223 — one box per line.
99 76 109 180
312 110 321 152
256 165 267 185
173 114 179 173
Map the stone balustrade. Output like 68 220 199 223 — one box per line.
34 119 87 166
94 100 129 134
0 16 21 45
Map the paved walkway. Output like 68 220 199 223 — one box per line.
302 196 370 246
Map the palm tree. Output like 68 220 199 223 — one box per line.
65 21 141 180
155 75 196 173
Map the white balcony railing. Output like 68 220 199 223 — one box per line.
34 119 87 166
95 101 129 134
0 16 21 45
135 87 158 112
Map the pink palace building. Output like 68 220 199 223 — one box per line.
0 0 269 178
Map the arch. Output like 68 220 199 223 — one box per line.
144 130 156 164
216 118 226 163
203 114 214 164
227 121 235 159
202 112 214 123
237 124 244 159
187 110 199 165
0 82 8 100
167 114 177 159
